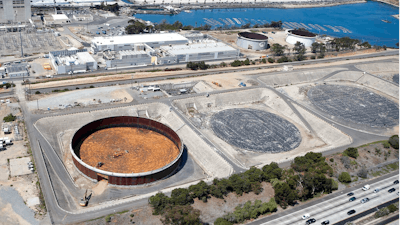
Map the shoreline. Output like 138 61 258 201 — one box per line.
372 0 399 7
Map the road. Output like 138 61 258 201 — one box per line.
18 53 399 224
248 172 399 225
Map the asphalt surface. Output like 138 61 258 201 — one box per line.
18 52 399 224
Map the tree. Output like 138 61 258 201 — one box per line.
171 188 193 205
318 43 326 58
189 181 209 202
357 167 368 178
293 41 306 61
215 218 233 225
262 162 282 182
389 135 399 149
149 192 171 215
161 205 201 225
311 42 320 53
271 43 285 56
125 21 147 34
344 147 359 159
3 113 16 122
267 58 274 63
277 56 291 63
338 172 351 183
274 182 297 207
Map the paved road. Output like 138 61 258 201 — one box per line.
248 172 399 225
19 54 399 224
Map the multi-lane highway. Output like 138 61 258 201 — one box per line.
248 173 399 225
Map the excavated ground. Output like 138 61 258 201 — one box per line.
80 127 180 173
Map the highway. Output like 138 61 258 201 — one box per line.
248 173 399 225
17 51 399 224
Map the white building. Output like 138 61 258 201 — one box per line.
104 44 156 69
73 14 93 21
0 0 31 23
91 33 189 52
0 67 5 77
6 64 29 77
160 41 239 63
50 49 97 74
44 14 71 26
286 29 316 47
31 0 115 6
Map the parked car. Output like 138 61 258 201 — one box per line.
388 188 396 193
349 197 356 202
347 192 354 196
394 180 399 184
321 220 330 225
347 209 356 215
306 218 316 225
360 198 369 203
302 214 310 220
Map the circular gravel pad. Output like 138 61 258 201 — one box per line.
308 85 399 127
210 108 302 153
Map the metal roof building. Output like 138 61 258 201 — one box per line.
91 33 189 52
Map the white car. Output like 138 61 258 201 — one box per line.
302 214 310 220
362 184 370 191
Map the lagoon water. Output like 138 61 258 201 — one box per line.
135 2 399 47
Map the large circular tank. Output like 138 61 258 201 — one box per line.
236 32 269 50
286 29 316 47
70 116 183 186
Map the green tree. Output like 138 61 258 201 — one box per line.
271 43 286 56
188 181 209 202
338 172 351 183
161 205 201 225
311 42 320 53
214 218 233 225
125 21 147 34
389 135 399 149
274 182 297 207
3 113 16 122
293 41 306 61
262 162 282 182
267 57 274 63
318 43 326 58
344 147 359 159
149 192 171 215
171 188 193 205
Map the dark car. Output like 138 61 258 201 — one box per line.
349 197 356 202
347 209 356 215
347 192 354 196
321 220 330 225
306 218 316 225
388 188 396 193
394 180 399 184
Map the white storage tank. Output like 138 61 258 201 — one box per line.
286 29 316 47
236 32 269 51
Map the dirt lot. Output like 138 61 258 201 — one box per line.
80 127 180 173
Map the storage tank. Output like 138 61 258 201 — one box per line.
236 32 269 51
286 29 316 47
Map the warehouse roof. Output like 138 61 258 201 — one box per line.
161 42 237 55
92 33 189 46
77 52 96 63
52 14 69 21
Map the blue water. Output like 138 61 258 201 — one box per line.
135 1 399 47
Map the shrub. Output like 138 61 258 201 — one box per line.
332 179 339 190
89 85 95 88
330 158 334 162
35 91 41 94
261 58 267 63
338 172 351 183
344 147 358 159
310 55 316 59
387 204 398 213
161 205 201 225
3 113 16 122
383 141 391 148
375 207 390 218
268 58 275 63
341 156 351 169
389 135 399 149
277 56 291 63
215 218 233 225
357 167 368 178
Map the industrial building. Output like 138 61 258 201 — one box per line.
0 0 31 23
49 49 97 74
286 29 316 47
236 32 269 50
104 44 156 69
73 14 93 21
91 33 189 52
160 40 239 63
44 14 71 26
6 64 29 77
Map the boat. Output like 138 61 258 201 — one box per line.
184 10 192 13
382 19 391 23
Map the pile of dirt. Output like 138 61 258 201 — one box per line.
80 127 180 173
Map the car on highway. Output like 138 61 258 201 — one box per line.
362 185 370 191
394 180 399 184
306 218 316 224
347 192 354 196
374 188 380 193
302 214 310 220
347 209 356 215
388 188 396 193
360 198 369 203
321 220 330 225
349 197 356 202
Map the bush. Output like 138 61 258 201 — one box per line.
261 58 267 63
161 205 201 225
215 218 233 225
338 172 351 183
375 207 390 218
3 113 16 122
357 167 368 178
277 56 291 63
310 55 316 59
89 85 95 88
383 141 391 148
387 204 398 213
268 58 275 63
344 147 358 159
332 179 339 190
389 135 399 149
330 158 334 162
35 91 41 94
341 156 351 169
